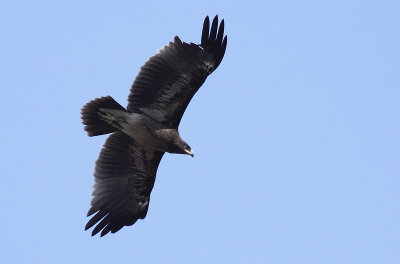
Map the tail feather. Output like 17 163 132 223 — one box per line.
81 96 127 137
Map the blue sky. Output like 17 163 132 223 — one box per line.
1 0 399 263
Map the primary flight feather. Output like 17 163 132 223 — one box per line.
81 15 227 237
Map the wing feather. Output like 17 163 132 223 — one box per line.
85 132 164 236
127 15 227 128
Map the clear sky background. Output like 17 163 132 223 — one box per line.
1 0 399 263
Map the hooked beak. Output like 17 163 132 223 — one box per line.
185 149 194 157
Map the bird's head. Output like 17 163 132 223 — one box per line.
182 143 194 157
169 137 194 157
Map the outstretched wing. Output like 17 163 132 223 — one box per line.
127 15 227 128
85 132 164 237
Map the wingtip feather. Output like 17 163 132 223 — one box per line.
91 215 110 236
202 16 210 45
87 207 98 217
216 19 224 44
210 16 219 40
222 35 228 52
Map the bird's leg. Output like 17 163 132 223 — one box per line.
98 110 115 124
97 109 126 130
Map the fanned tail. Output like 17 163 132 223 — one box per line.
81 96 127 137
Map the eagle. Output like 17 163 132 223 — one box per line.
81 16 227 237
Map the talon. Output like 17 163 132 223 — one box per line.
98 111 114 124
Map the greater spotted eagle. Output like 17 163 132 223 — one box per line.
81 16 227 237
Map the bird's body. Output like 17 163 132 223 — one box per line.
98 107 174 151
81 16 227 237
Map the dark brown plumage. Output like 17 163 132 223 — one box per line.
81 15 227 236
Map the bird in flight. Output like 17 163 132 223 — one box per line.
81 15 227 237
